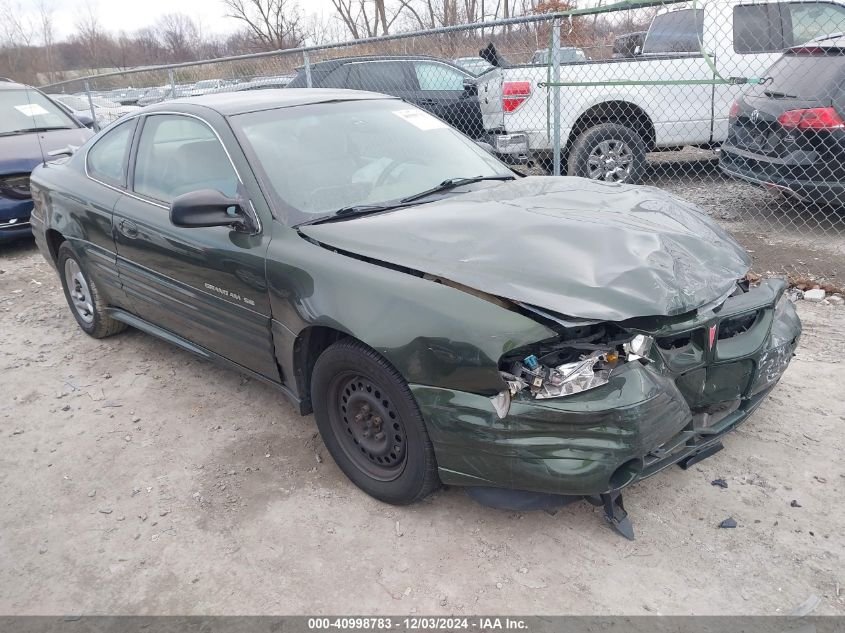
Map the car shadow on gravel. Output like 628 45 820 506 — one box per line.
0 236 36 259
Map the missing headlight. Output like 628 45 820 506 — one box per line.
502 350 617 400
498 324 646 401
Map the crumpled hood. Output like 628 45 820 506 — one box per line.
299 176 751 321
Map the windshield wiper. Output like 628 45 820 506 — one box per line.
400 175 515 204
296 175 516 228
296 202 407 227
0 126 74 137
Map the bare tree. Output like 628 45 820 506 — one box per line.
36 0 55 81
156 13 201 62
74 0 107 69
221 0 304 50
330 0 405 39
0 0 38 81
305 11 346 46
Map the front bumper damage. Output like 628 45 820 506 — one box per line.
412 278 801 538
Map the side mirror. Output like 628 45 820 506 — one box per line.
76 113 95 128
170 189 251 231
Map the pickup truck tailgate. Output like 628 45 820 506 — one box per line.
476 69 504 131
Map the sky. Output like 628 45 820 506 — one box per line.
29 0 337 40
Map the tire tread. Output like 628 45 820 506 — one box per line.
311 338 440 505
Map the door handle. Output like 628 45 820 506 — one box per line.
119 219 138 238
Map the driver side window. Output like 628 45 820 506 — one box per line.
133 114 239 204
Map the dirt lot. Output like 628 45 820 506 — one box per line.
1 223 844 616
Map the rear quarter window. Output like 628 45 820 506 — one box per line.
734 4 784 53
642 9 704 54
87 118 136 186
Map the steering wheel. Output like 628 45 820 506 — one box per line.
374 160 407 188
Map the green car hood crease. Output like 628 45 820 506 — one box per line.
299 176 752 321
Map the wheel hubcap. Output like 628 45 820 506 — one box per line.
587 140 633 182
64 258 94 324
331 374 407 481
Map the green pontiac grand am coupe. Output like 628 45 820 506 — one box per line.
29 89 801 538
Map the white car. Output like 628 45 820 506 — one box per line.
475 0 845 181
51 94 140 128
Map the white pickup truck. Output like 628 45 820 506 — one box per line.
476 0 845 182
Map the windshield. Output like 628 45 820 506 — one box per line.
0 89 78 135
232 99 511 225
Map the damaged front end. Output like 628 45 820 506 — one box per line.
411 277 801 539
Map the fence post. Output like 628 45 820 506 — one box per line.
168 68 177 99
303 51 312 88
551 18 562 177
83 80 99 133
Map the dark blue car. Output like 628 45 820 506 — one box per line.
1 79 92 243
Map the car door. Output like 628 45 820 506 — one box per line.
410 60 483 138
113 112 279 379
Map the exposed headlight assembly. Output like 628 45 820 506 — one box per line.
532 351 613 399
623 334 654 360
493 330 654 417
500 349 617 403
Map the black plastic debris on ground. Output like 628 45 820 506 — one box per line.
711 478 728 488
790 500 802 508
719 517 738 528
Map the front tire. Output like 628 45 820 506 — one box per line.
311 339 440 505
567 122 647 184
57 242 127 338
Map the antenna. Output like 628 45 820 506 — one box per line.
24 86 48 167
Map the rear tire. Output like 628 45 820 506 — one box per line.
311 339 440 505
567 122 647 184
57 242 127 338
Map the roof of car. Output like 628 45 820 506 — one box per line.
0 79 30 90
803 33 845 48
144 88 394 116
298 54 462 70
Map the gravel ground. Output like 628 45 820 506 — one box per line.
643 153 845 285
1 228 844 615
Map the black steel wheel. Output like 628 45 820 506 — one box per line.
311 339 439 504
329 372 408 481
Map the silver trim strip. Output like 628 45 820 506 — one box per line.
0 220 31 229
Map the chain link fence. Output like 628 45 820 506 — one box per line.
39 0 845 288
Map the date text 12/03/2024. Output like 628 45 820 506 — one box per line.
307 617 529 630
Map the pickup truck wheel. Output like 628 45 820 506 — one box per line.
57 242 127 338
311 339 440 505
568 123 646 184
